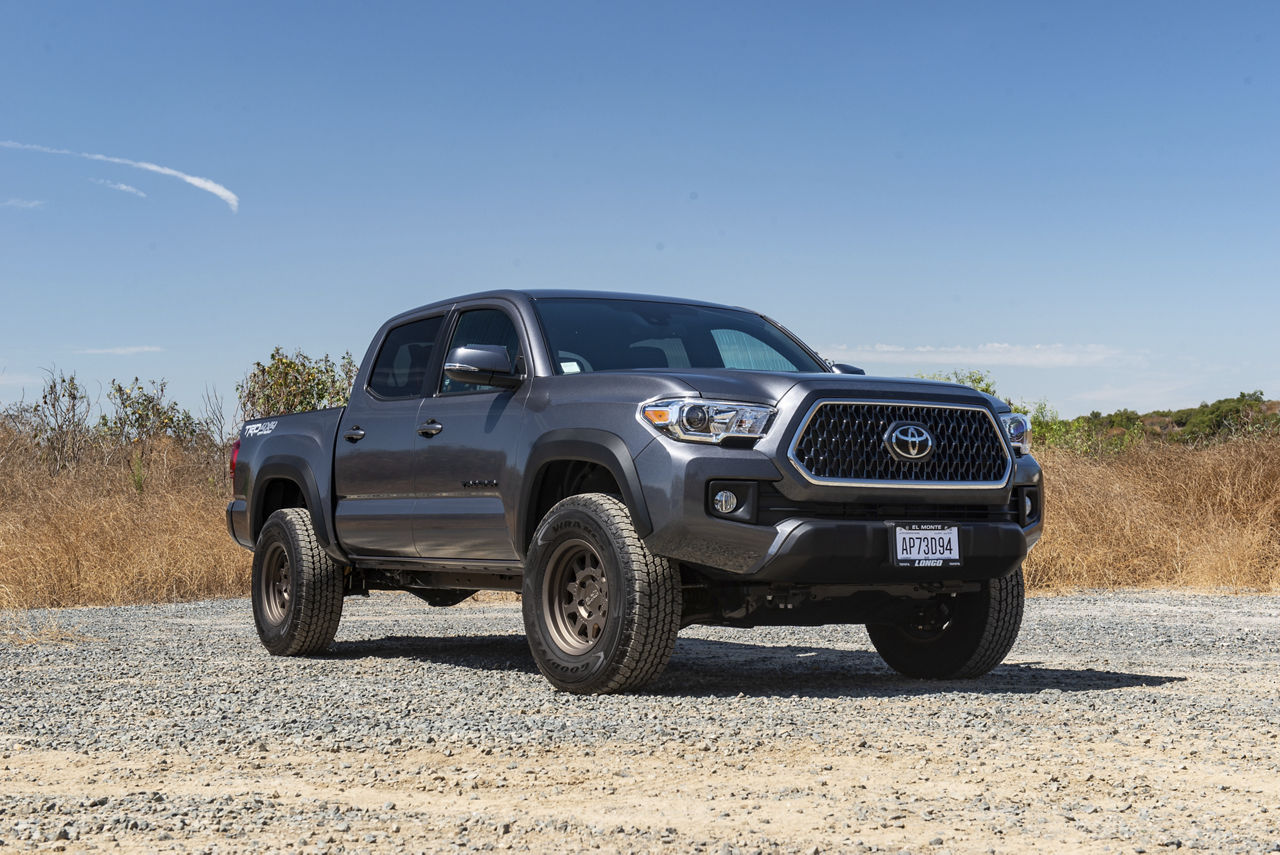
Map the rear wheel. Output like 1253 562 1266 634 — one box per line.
251 508 344 655
522 493 681 694
867 566 1024 679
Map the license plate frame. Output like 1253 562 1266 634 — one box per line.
892 523 962 567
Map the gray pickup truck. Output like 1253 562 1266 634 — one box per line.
228 290 1041 694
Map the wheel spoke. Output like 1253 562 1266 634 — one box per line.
542 538 611 656
258 547 294 626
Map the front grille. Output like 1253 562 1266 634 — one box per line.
790 401 1009 485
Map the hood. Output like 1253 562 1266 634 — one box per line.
619 369 999 409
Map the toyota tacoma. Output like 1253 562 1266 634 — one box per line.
227 290 1041 694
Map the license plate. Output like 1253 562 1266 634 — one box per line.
893 524 961 567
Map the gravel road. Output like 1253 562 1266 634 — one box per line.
2 591 1278 854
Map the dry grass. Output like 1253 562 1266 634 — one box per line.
0 432 247 611
1025 438 1280 591
3 425 1278 611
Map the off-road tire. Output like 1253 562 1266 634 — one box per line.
251 508 345 656
867 565 1024 679
522 493 682 694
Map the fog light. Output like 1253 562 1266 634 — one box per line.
713 490 739 514
1024 495 1033 520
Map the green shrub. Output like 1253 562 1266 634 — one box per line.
99 378 199 446
915 369 1275 454
915 368 1002 398
236 347 357 421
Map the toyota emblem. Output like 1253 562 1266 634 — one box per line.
885 422 935 462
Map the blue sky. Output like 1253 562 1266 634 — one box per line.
2 1 1277 421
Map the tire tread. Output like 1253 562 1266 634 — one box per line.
953 566 1024 678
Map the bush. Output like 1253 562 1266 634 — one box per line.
236 347 357 420
915 368 1003 398
20 369 95 475
99 378 199 447
1156 391 1275 443
917 369 1278 453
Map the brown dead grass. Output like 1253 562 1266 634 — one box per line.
0 433 247 611
2 428 1278 610
1025 438 1280 591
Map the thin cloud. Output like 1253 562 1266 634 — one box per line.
1 140 238 212
1069 378 1198 408
2 198 45 209
825 342 1127 369
91 178 147 198
0 371 42 387
75 345 164 356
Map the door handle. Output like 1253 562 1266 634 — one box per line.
417 420 444 437
343 427 366 443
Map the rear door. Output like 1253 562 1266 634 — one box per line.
412 303 530 561
333 314 444 557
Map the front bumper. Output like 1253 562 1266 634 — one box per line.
735 517 1033 583
635 439 1042 585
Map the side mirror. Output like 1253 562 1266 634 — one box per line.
443 345 522 389
830 363 866 376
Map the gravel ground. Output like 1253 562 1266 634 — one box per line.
1 591 1278 854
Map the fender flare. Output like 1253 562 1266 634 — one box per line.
519 429 654 556
252 456 348 564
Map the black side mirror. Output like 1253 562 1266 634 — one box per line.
444 345 522 389
830 363 866 376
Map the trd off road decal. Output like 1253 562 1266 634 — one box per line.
244 420 279 437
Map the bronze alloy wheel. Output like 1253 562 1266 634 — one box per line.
522 493 682 694
541 537 610 655
259 542 292 626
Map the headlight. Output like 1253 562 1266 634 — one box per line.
640 398 775 444
999 412 1032 455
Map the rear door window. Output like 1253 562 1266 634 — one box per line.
367 317 444 399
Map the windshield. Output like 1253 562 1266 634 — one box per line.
533 298 828 375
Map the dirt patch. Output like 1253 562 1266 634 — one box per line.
4 730 1278 853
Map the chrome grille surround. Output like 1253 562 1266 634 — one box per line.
787 400 1012 488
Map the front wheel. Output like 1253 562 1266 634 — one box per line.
522 493 682 694
867 566 1024 679
251 508 345 656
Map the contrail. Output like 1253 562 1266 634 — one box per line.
1 140 239 212
91 178 147 198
